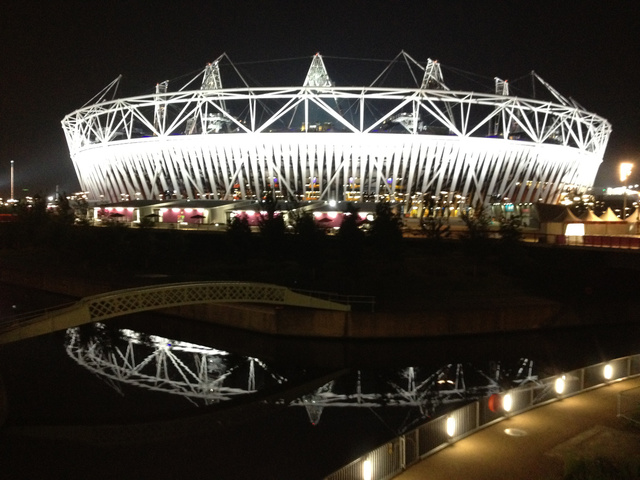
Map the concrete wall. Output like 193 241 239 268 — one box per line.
161 296 603 339
1 263 637 340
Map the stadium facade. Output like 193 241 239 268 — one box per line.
62 52 611 211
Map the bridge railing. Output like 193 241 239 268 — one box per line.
618 386 640 426
0 282 353 344
0 301 77 331
324 354 640 480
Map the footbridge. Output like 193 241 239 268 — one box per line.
0 282 351 345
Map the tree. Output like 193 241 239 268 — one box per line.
337 203 365 261
72 197 91 225
290 208 325 280
226 214 252 256
459 203 490 242
460 203 492 276
369 201 404 258
137 216 157 229
53 193 76 225
258 188 286 257
420 214 451 244
498 215 523 243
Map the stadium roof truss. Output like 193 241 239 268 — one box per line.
62 52 611 205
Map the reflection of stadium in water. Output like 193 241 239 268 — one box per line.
66 323 540 431
65 324 287 406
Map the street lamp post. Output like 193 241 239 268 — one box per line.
10 160 14 202
619 162 633 220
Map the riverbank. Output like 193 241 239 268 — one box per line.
1 228 639 339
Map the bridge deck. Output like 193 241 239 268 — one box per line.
395 376 640 480
0 282 351 345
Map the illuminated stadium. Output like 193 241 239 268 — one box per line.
61 52 611 211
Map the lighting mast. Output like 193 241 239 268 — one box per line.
10 160 14 201
619 162 633 220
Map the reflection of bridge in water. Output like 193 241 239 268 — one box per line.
65 323 540 432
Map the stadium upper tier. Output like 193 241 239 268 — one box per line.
61 52 611 206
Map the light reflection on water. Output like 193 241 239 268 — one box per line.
65 322 542 433
3 281 640 479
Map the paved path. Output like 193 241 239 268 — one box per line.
395 376 640 480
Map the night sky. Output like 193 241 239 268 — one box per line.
1 1 638 199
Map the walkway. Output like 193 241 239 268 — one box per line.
0 282 350 345
395 376 640 480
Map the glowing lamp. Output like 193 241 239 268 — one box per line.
446 416 456 437
555 376 566 395
362 459 372 480
603 364 613 380
564 223 584 236
488 393 513 413
620 162 633 183
503 393 513 412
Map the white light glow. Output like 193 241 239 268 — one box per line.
565 223 585 236
555 376 566 395
603 364 613 380
503 393 513 412
620 162 633 182
62 55 611 204
362 460 372 480
446 416 456 437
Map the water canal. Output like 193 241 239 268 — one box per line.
1 283 639 479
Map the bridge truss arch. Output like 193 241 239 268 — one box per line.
0 282 350 345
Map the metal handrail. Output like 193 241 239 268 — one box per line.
0 282 352 343
324 354 640 480
0 302 77 329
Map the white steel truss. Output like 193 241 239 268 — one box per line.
65 324 286 404
62 52 611 205
294 360 539 428
65 324 538 428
